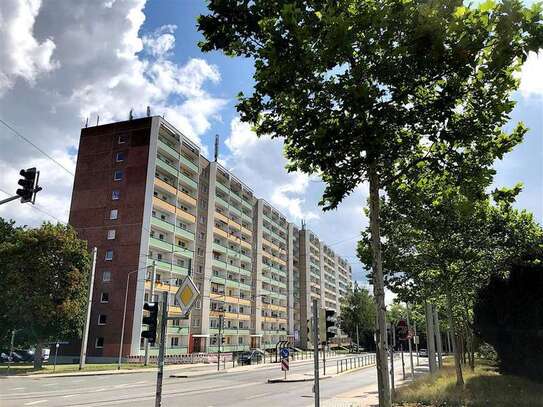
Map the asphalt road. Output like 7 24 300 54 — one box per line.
1 354 423 407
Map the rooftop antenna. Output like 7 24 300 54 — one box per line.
129 109 133 120
96 115 100 126
214 134 219 162
146 106 151 117
301 219 306 230
85 117 88 128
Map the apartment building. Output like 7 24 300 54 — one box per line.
67 116 352 362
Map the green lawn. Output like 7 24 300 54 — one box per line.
0 363 149 376
394 360 543 407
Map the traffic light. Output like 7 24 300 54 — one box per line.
17 168 41 203
325 309 337 341
141 302 159 345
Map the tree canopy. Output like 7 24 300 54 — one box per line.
0 221 91 367
338 283 376 349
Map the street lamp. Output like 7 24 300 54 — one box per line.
118 269 140 370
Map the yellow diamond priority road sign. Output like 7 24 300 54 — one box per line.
174 276 200 317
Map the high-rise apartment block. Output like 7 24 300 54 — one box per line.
68 117 352 361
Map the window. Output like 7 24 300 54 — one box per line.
114 170 123 181
105 250 113 261
238 337 243 345
198 232 205 240
177 240 186 248
118 135 128 144
98 314 107 325
172 319 180 326
102 271 111 282
116 152 125 162
192 318 200 327
112 190 120 200
95 337 104 348
199 216 205 224
170 337 179 347
197 248 203 256
197 265 203 274
157 253 162 260
101 292 109 303
159 233 164 240
107 230 116 240
110 209 118 220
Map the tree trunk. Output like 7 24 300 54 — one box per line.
446 294 464 386
33 342 43 369
425 302 437 373
368 162 391 407
433 308 443 368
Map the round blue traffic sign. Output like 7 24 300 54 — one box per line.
280 348 289 359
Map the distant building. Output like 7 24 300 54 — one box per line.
66 116 352 362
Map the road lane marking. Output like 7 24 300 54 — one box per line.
62 394 77 398
12 387 25 390
245 392 272 400
24 401 47 406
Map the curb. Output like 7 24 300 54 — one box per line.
267 375 332 383
334 363 377 377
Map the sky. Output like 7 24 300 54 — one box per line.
0 0 541 290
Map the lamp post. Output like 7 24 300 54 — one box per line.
118 269 139 370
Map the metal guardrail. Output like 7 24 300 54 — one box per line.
336 354 376 374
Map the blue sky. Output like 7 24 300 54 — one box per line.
0 0 541 287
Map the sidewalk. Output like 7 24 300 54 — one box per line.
320 358 430 407
7 353 352 379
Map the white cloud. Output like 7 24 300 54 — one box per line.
0 0 58 94
518 51 543 98
0 0 226 226
224 117 319 221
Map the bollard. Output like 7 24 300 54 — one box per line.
336 360 339 374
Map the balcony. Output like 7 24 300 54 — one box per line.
149 237 192 259
151 217 195 242
146 258 189 276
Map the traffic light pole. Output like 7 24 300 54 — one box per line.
0 195 20 206
312 299 320 407
155 291 169 407
144 261 157 366
322 340 326 376
79 247 97 370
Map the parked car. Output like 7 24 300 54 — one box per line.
238 350 264 365
418 348 428 357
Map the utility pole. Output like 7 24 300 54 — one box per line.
425 303 437 373
155 291 168 407
406 304 415 379
389 322 395 400
79 247 97 370
356 324 360 353
414 321 419 366
312 299 320 407
144 261 157 366
434 308 443 368
7 330 15 374
218 314 224 371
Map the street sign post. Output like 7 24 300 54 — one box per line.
280 348 289 359
174 276 200 317
397 319 408 341
281 355 289 380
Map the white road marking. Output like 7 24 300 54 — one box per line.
245 392 272 400
71 379 83 383
24 401 48 406
12 387 25 390
43 383 55 386
62 394 76 398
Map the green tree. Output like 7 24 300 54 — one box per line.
198 1 542 403
358 174 543 384
474 251 543 382
338 283 376 350
0 222 91 368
